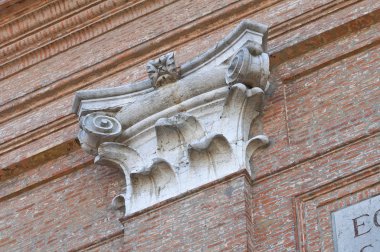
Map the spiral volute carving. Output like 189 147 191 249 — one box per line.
81 113 122 136
78 112 122 155
225 42 269 90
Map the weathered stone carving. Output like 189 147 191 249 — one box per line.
73 20 270 216
225 41 270 91
78 112 122 155
146 52 180 87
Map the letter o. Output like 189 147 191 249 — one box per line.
374 209 380 227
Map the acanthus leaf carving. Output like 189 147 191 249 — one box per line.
73 20 271 216
188 133 235 183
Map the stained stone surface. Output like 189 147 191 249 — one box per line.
332 194 380 252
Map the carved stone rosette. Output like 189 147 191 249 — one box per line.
73 20 270 216
146 52 180 87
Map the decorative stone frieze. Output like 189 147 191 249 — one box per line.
73 20 270 216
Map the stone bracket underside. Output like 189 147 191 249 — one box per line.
73 20 270 216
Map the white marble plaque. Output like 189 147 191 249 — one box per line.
332 194 380 252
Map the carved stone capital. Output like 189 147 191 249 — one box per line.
73 20 270 216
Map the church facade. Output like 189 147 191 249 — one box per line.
0 0 379 251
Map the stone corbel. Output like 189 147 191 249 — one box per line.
73 20 270 216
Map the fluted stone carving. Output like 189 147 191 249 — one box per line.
73 20 271 216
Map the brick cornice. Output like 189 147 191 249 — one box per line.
1 0 102 46
0 114 76 156
0 0 365 80
0 0 49 24
268 0 362 41
0 138 80 181
0 0 175 78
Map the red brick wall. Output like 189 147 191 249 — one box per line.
0 158 125 251
0 0 379 251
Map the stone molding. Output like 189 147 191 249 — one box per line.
73 20 270 216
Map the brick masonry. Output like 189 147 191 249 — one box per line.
0 0 379 251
